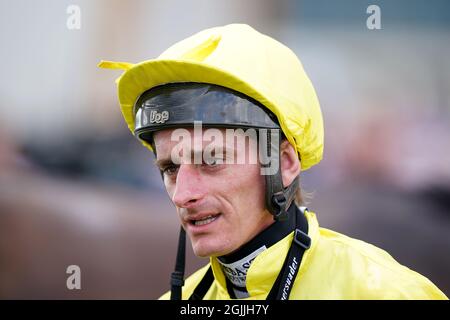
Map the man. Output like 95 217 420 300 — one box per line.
99 24 447 299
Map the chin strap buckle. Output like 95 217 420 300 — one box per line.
272 192 288 221
171 271 185 287
293 229 311 250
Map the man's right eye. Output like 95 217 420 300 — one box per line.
162 164 179 176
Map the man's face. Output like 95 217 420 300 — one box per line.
153 128 274 257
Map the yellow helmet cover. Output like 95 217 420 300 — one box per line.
99 24 324 170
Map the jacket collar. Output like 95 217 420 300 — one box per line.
209 210 320 299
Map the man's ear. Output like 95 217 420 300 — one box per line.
280 140 301 188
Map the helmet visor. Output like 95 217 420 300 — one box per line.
134 83 280 143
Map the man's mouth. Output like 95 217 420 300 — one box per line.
189 213 221 226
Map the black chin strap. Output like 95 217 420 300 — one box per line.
170 226 186 300
265 208 310 300
263 129 299 221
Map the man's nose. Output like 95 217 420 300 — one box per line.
172 164 205 208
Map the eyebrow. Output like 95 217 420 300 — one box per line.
154 158 174 170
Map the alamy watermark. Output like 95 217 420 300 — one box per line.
168 122 280 175
66 5 81 30
367 5 381 30
66 265 81 290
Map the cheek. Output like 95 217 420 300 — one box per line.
226 165 265 206
164 180 174 197
163 175 178 199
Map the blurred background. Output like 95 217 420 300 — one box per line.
0 0 449 299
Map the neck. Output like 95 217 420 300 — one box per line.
217 204 299 298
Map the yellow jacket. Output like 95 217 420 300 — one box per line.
160 211 447 300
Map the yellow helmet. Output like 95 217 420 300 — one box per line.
99 23 324 171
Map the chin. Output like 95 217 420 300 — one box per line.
192 241 231 258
